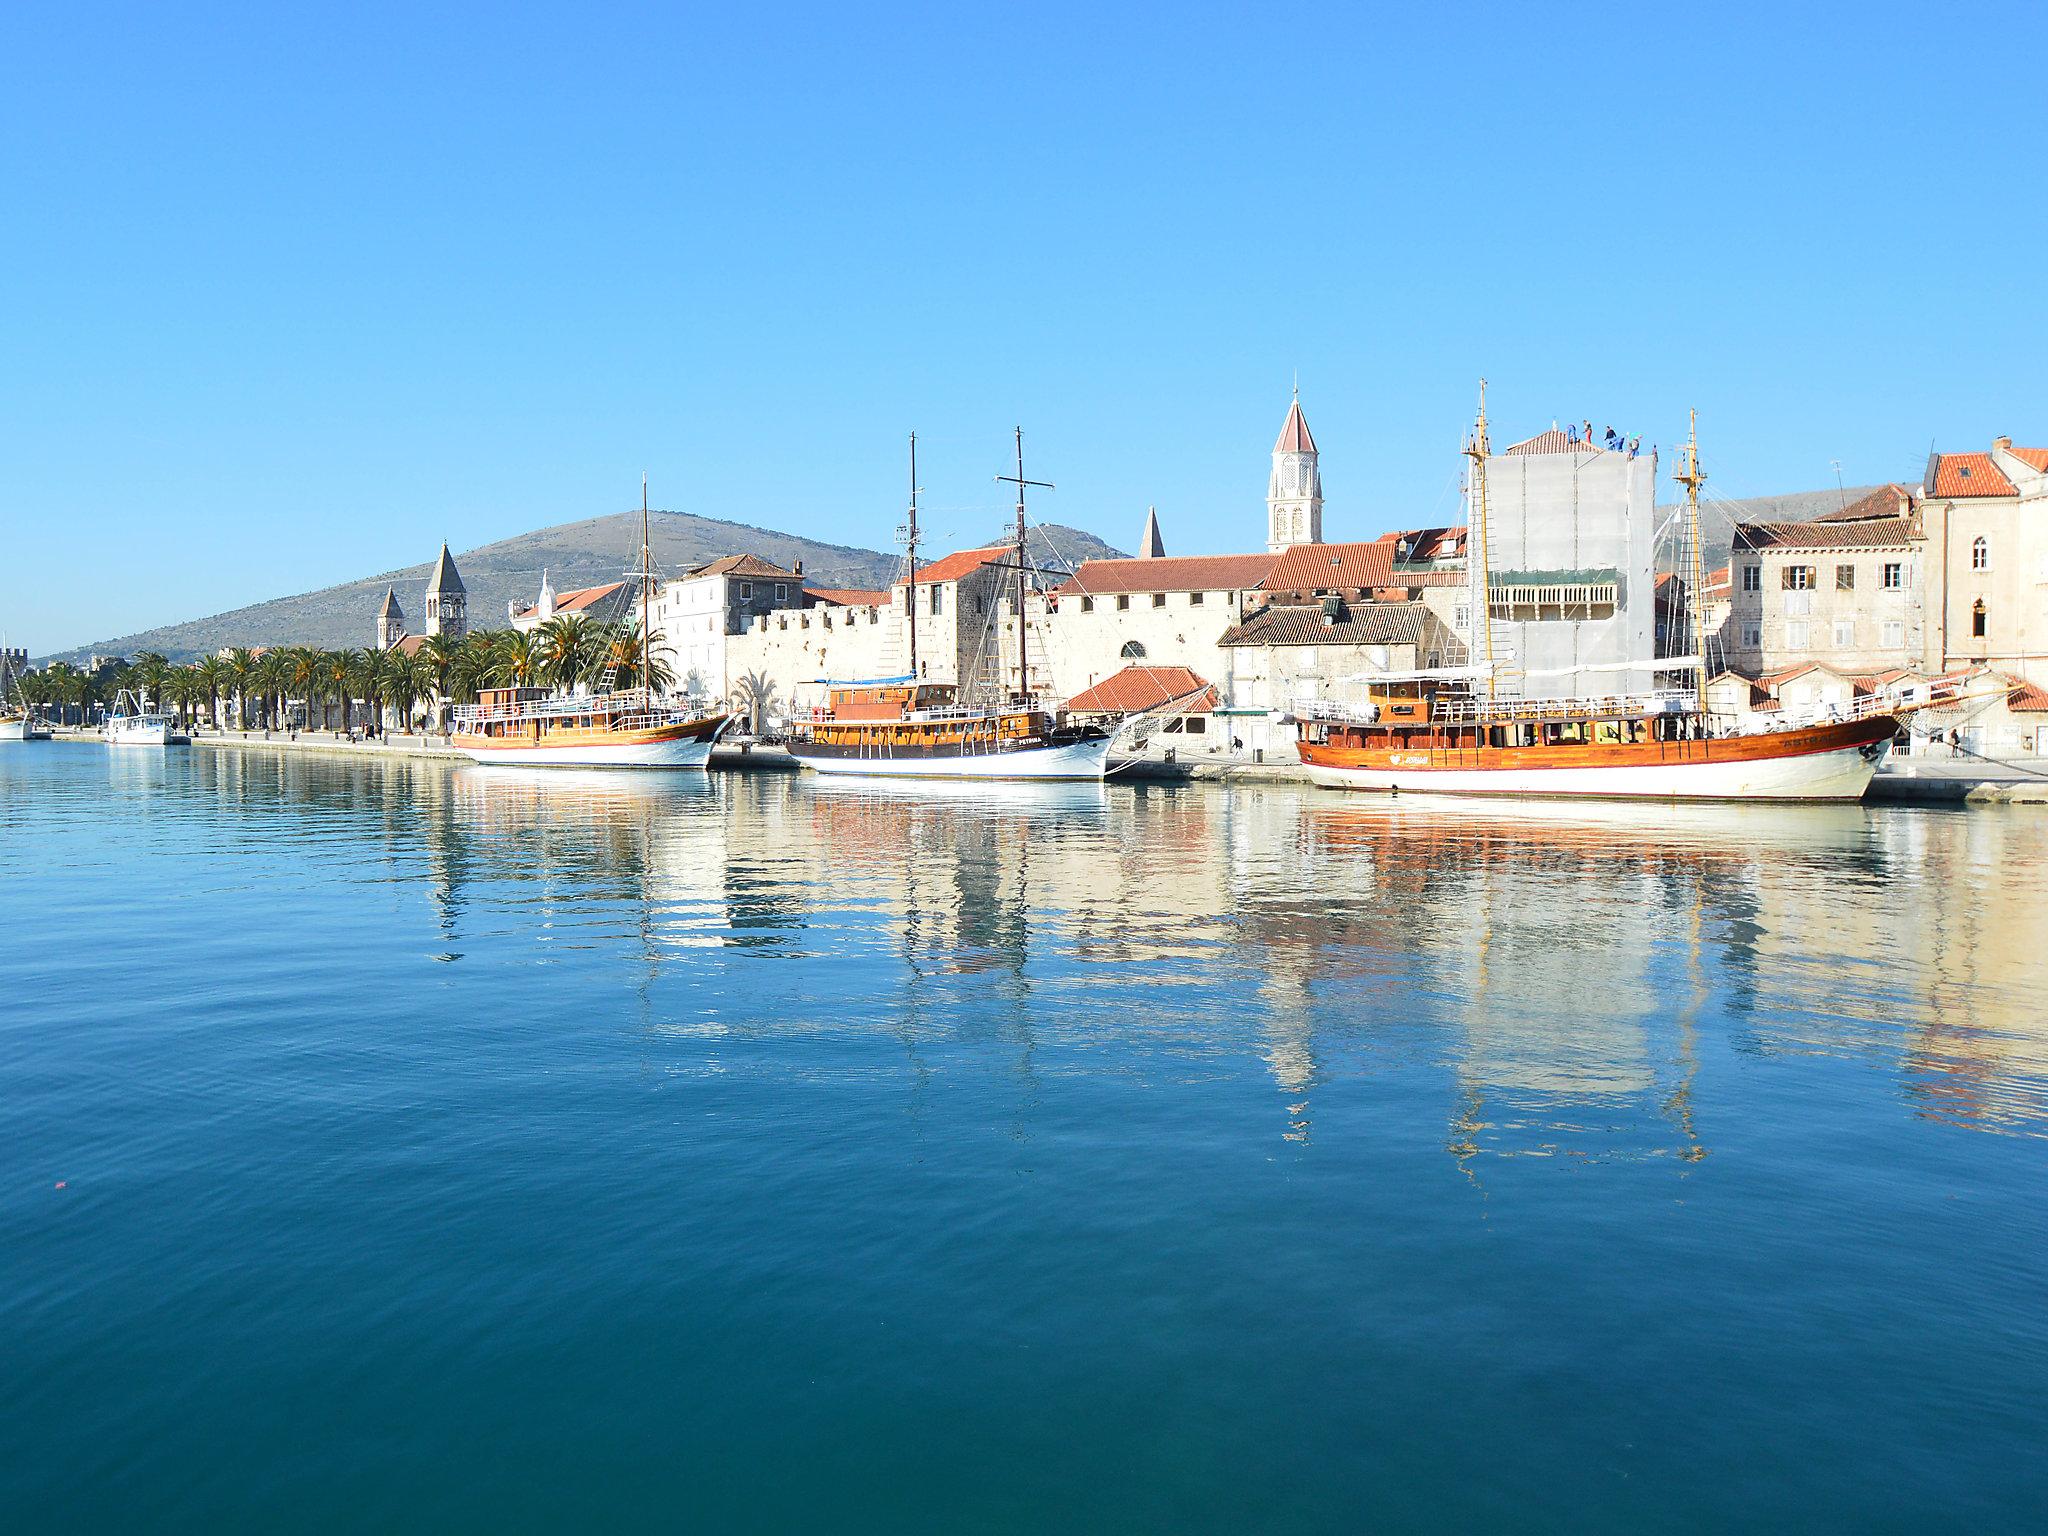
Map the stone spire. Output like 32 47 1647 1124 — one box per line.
1138 506 1165 559
1267 390 1323 554
376 587 405 649
423 542 468 638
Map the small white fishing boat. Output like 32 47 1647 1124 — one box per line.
103 690 176 747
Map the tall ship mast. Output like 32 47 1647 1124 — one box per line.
1290 395 1909 801
784 429 1116 781
449 479 732 768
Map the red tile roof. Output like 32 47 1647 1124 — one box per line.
1274 399 1317 454
1930 452 2016 499
1054 552 1277 596
1064 664 1215 715
1260 536 1466 594
907 544 1011 586
555 581 627 613
1734 517 1917 552
2009 680 2048 712
805 587 891 607
2007 446 2048 474
1504 428 1609 456
693 554 802 580
1818 483 1914 522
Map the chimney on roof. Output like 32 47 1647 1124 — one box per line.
794 559 804 576
1321 594 1343 627
1994 436 2011 451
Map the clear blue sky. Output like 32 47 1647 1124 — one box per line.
3 1 2042 654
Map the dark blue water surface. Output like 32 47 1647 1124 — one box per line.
3 743 2046 1532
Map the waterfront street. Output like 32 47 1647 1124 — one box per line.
5 745 2046 1531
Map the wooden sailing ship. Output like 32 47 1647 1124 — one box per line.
785 431 1114 781
451 481 730 768
1294 394 1906 801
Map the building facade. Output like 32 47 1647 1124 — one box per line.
1918 438 2048 686
1726 487 1924 678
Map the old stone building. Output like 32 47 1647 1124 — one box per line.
1918 437 2048 686
1726 485 1924 677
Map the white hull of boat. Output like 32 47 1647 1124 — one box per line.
795 736 1113 781
1303 738 1888 802
455 736 718 769
105 721 175 747
0 719 48 742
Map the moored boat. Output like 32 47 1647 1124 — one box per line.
783 429 1117 783
104 690 176 747
786 679 1112 780
451 479 731 768
1294 687 1898 801
452 687 730 767
1291 398 1905 803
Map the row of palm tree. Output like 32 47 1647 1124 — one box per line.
16 615 674 734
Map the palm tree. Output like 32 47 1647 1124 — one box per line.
279 647 321 731
733 669 780 736
253 652 286 730
595 623 674 696
194 655 225 730
322 650 360 733
493 631 541 689
536 614 596 690
131 652 170 713
224 648 257 729
419 634 462 731
404 653 437 731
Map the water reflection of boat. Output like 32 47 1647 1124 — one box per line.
803 773 1111 815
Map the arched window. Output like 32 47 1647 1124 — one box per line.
1120 640 1147 660
1972 599 1988 638
1972 536 1989 571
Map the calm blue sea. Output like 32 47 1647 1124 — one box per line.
3 743 2045 1532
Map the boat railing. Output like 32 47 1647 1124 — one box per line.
1431 690 1698 725
452 690 710 731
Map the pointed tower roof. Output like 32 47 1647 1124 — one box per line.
378 586 403 618
1139 506 1165 559
1274 396 1317 454
425 542 466 595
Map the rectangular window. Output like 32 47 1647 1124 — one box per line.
1836 564 1855 591
1116 595 1130 611
1741 622 1762 649
1782 565 1814 590
930 587 943 615
1742 564 1762 592
738 582 752 599
1882 562 1905 590
1882 620 1904 648
1833 619 1854 648
1080 596 1094 613
1972 605 1988 638
1787 622 1810 650
1189 591 1205 606
1151 593 1166 608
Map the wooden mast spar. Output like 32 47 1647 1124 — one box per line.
640 473 654 712
903 432 919 685
995 426 1052 706
1464 381 1496 701
1675 410 1709 711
